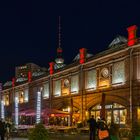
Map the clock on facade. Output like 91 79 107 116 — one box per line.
101 68 109 78
63 79 70 88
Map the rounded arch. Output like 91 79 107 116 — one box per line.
87 94 129 110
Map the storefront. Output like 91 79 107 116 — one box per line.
91 103 126 125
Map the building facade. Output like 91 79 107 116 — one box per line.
1 25 140 128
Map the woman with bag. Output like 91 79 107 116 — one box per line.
97 118 110 140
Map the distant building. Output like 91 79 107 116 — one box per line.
15 63 42 78
1 25 140 130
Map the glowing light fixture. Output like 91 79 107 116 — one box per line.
1 101 5 119
15 97 19 126
36 91 41 123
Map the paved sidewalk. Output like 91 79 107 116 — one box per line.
8 135 90 140
7 138 28 140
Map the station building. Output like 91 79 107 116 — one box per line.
1 25 140 128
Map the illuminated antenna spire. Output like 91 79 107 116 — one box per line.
55 16 64 64
58 16 61 49
57 16 62 55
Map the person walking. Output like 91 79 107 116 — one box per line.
97 118 110 140
5 119 12 140
0 119 6 140
87 115 97 140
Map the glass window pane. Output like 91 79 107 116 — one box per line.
71 75 79 94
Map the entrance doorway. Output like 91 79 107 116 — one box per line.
90 103 126 125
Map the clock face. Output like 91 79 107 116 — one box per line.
101 68 109 78
63 79 69 88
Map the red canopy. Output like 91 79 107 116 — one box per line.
16 108 69 117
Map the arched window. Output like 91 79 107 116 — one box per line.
91 103 126 125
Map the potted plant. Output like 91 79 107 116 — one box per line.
28 123 50 140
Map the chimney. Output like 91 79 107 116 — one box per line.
12 77 15 87
127 25 138 46
49 62 55 75
28 71 32 82
79 48 87 64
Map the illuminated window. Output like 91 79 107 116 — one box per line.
62 79 70 96
112 61 125 84
15 89 29 104
5 95 9 106
71 75 79 94
24 88 29 102
19 91 24 103
138 107 140 122
91 103 126 125
85 69 97 90
43 82 49 99
53 80 61 97
2 95 9 106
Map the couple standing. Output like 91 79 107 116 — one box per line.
87 115 110 140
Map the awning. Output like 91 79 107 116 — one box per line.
14 108 69 117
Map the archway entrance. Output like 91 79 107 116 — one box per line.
90 103 127 125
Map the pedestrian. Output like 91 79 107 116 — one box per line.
97 118 110 140
5 119 12 140
87 115 97 140
0 119 6 140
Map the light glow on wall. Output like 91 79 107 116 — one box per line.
1 101 5 119
138 107 140 121
99 80 109 88
15 97 19 126
36 91 41 123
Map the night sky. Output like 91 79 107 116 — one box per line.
0 0 140 83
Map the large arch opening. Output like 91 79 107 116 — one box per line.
90 103 127 125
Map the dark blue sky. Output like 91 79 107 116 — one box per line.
0 0 140 83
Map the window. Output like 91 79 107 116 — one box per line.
24 88 29 102
15 89 29 104
91 103 126 125
43 82 49 99
85 69 97 90
2 95 9 106
19 91 24 103
53 80 61 97
112 61 125 84
71 75 79 94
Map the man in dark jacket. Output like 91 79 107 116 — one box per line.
0 119 6 140
87 115 97 140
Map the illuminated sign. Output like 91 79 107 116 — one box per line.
15 97 19 126
36 91 41 123
1 101 5 119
